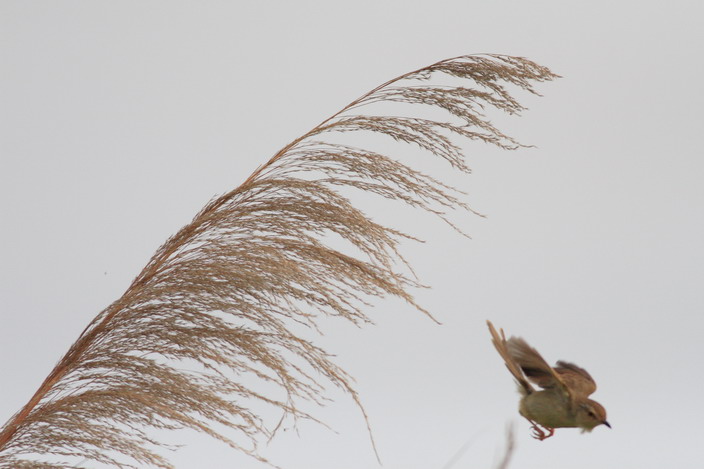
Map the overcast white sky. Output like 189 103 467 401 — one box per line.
1 1 703 468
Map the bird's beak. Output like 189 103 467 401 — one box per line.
603 420 611 429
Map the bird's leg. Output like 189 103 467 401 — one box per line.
527 420 555 440
537 426 555 440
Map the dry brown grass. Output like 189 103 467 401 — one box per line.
0 55 556 468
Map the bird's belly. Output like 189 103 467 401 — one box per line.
520 391 576 428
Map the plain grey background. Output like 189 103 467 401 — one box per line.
1 1 703 468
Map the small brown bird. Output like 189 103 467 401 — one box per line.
487 320 610 440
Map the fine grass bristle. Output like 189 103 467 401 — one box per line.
0 54 556 468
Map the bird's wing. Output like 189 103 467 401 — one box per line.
486 321 534 395
504 336 572 399
554 361 597 397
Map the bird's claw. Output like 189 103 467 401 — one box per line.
529 422 555 441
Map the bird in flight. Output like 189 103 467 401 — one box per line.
487 320 610 440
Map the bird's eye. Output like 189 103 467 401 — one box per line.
587 411 596 418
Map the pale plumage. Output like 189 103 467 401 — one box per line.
487 321 610 440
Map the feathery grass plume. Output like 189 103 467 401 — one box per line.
0 54 556 468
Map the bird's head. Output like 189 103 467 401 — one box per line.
576 399 610 432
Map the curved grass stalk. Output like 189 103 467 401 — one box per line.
0 54 556 468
